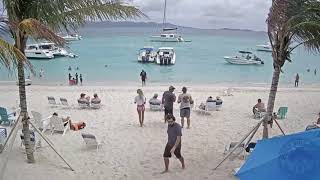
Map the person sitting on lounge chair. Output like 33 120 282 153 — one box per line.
53 112 86 131
91 93 101 104
199 96 216 110
306 112 320 131
78 93 90 106
216 96 223 106
252 99 266 117
149 93 161 105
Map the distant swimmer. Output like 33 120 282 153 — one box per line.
68 66 72 71
105 65 108 67
76 67 79 70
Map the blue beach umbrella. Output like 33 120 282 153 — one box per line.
236 129 320 180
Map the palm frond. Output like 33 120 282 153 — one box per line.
18 18 64 46
4 0 145 32
0 37 32 72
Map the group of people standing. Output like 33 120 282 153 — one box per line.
134 85 194 172
69 73 83 85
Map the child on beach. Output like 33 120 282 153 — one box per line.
134 89 146 127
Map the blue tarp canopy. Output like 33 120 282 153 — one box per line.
139 48 154 51
236 129 320 180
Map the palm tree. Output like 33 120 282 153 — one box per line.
0 0 144 163
263 0 320 138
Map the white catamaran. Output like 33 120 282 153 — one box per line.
150 0 189 42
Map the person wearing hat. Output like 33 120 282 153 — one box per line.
162 86 176 122
149 93 161 105
177 87 193 128
215 96 223 106
134 89 146 127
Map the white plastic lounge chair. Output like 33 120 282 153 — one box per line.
90 103 101 109
78 100 90 109
48 96 58 107
49 116 69 135
31 111 46 130
81 133 103 151
222 88 233 96
60 98 70 107
149 104 162 111
205 101 216 111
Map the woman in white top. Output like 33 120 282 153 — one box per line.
134 89 146 127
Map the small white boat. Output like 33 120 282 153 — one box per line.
38 42 69 57
156 47 176 65
256 44 272 52
61 34 82 41
25 44 54 59
138 47 157 63
224 51 264 65
151 33 185 42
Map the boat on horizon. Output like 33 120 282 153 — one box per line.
224 51 264 65
256 43 272 52
150 0 190 42
138 47 157 63
60 34 82 41
155 47 176 65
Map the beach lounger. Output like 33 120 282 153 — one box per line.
60 98 70 107
81 133 103 151
222 88 233 96
149 104 162 111
0 107 16 126
78 101 90 109
91 103 101 109
30 111 52 131
48 96 58 107
277 107 288 119
49 116 69 135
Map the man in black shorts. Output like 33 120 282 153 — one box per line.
140 70 147 86
162 114 185 173
162 86 176 122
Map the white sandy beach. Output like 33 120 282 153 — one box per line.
0 84 320 180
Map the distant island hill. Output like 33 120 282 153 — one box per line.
83 21 266 33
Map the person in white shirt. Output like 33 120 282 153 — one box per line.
134 89 146 127
149 93 161 105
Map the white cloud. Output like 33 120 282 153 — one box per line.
132 0 272 31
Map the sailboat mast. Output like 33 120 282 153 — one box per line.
162 0 167 31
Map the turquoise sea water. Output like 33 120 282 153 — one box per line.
1 25 320 85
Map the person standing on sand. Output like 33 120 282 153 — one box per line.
39 68 44 78
177 87 193 129
80 74 83 85
75 73 78 85
162 114 185 173
134 89 146 127
162 86 176 123
295 73 299 87
140 70 147 86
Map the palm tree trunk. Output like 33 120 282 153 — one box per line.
263 66 281 138
16 32 35 163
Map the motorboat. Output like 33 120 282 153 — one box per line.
150 0 190 42
224 51 264 65
138 47 157 63
156 47 176 65
61 34 82 41
25 44 54 59
37 42 69 57
256 43 272 52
